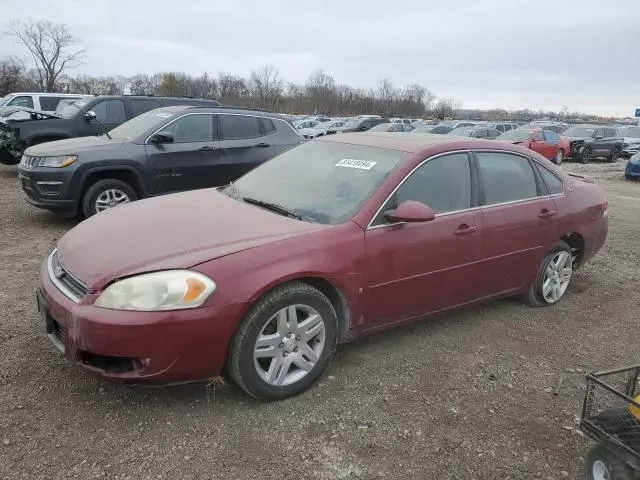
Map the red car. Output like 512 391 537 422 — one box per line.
38 133 608 400
497 127 571 165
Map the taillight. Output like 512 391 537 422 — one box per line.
603 197 608 217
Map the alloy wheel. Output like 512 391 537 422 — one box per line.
555 150 563 164
95 189 131 212
592 460 610 480
542 251 572 303
253 304 326 387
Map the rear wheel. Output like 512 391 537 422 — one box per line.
608 147 620 163
587 444 634 480
554 149 564 165
523 241 573 307
81 179 137 218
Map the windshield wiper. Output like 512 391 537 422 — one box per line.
242 197 308 221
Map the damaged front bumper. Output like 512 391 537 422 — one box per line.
0 122 23 165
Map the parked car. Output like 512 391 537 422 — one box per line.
562 125 623 163
448 126 501 139
37 133 608 400
618 126 640 158
0 92 91 113
294 119 320 130
496 128 570 164
298 120 345 139
625 152 640 180
521 121 569 134
437 120 476 129
0 95 220 165
412 125 453 134
330 117 389 133
390 118 413 125
482 122 519 133
17 106 303 217
368 122 414 132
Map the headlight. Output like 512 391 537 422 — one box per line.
38 155 77 168
95 270 216 311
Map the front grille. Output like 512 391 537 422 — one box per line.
20 154 39 170
50 250 88 301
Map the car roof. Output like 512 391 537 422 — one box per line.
317 131 518 153
168 105 286 119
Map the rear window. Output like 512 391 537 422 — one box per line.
536 164 564 195
129 99 162 117
39 96 75 111
219 114 262 140
259 117 276 135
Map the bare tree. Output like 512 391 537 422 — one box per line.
7 19 85 92
248 65 283 110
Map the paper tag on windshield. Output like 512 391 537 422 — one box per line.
335 159 377 170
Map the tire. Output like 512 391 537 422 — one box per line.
522 240 573 307
228 281 338 401
81 178 137 218
608 148 620 163
554 149 564 165
581 147 591 164
587 444 634 480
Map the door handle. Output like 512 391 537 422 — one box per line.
198 146 216 152
538 208 556 219
454 224 478 236
253 142 271 148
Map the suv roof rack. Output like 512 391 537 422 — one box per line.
186 105 275 114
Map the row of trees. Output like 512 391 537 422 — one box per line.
2 19 600 121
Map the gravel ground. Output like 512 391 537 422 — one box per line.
0 158 638 480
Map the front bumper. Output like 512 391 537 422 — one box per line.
38 259 248 384
18 167 78 214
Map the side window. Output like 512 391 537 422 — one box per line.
594 128 605 138
543 130 559 144
129 99 161 117
91 100 126 123
160 114 213 142
535 164 564 195
259 117 276 135
496 125 505 132
219 114 262 140
532 131 544 141
604 128 617 138
476 152 538 205
7 95 34 108
375 153 472 224
39 96 71 111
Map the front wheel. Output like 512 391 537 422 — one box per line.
228 282 338 401
554 149 564 165
581 147 591 164
81 178 137 218
523 240 573 307
608 148 620 163
587 444 634 480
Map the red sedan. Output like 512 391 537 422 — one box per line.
38 133 608 400
497 127 571 165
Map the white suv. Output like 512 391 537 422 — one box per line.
0 92 91 114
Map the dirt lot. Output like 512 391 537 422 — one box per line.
0 158 638 480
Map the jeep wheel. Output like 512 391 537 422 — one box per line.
82 179 137 218
580 147 591 164
608 148 620 163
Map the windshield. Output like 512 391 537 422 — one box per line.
623 127 640 137
228 141 404 224
563 127 595 137
340 119 363 128
497 129 534 141
108 108 178 141
449 127 475 137
412 125 436 133
59 100 88 118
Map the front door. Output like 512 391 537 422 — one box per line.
530 130 553 159
79 99 127 136
474 151 558 297
145 113 219 194
364 152 484 325
215 114 277 185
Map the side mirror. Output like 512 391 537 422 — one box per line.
384 200 436 223
149 132 174 144
84 111 97 123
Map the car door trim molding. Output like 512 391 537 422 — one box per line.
366 148 565 231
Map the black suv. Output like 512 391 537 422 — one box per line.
0 95 220 165
562 125 624 163
17 106 304 217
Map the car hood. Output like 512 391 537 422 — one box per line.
26 135 127 156
622 136 640 144
56 189 329 290
563 136 591 141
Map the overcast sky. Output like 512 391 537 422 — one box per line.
1 0 638 116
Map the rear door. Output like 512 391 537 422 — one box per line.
473 151 558 297
145 113 219 194
592 128 607 157
215 113 277 184
542 130 561 158
364 152 484 324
